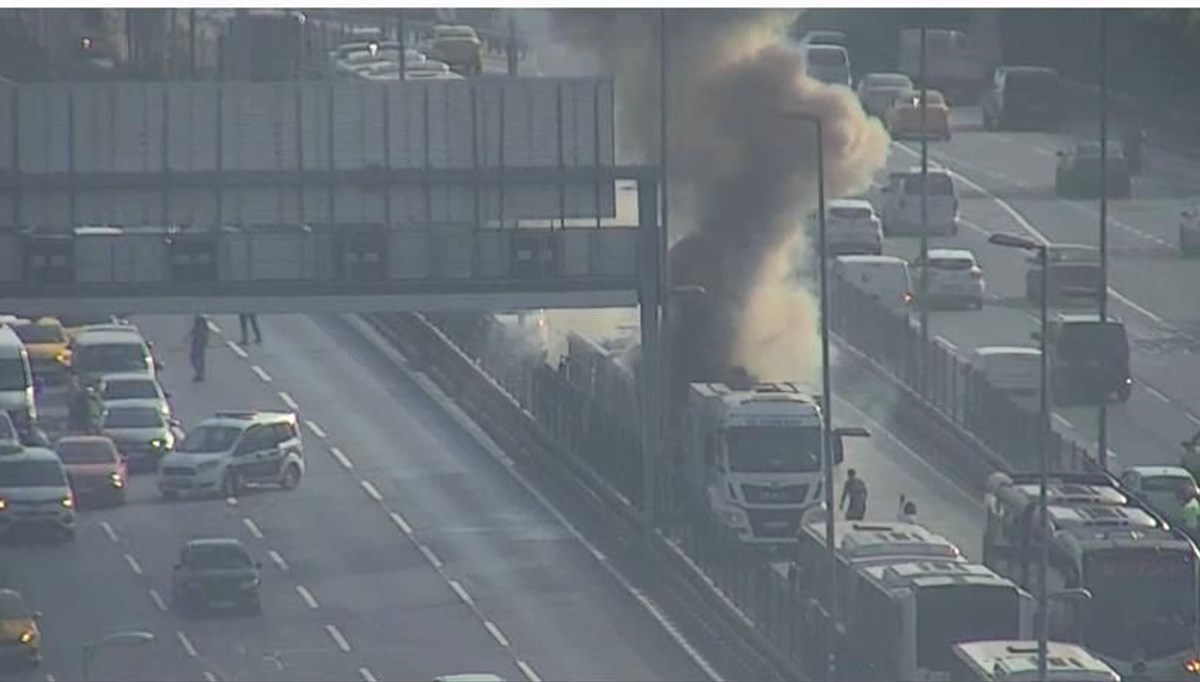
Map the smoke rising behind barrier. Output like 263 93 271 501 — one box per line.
541 9 891 391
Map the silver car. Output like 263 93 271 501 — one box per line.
98 405 179 474
92 373 172 419
0 448 76 541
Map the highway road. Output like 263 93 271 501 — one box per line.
3 313 720 682
870 103 1200 473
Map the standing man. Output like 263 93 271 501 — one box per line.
840 468 868 521
238 313 262 345
188 314 209 382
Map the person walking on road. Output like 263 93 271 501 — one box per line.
188 315 209 382
1179 488 1200 535
238 313 262 345
840 468 868 521
897 495 918 524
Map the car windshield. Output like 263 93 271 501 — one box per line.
916 583 1021 671
1143 476 1196 497
56 440 116 465
0 358 29 391
74 343 148 373
177 425 241 453
830 206 873 220
186 544 252 571
0 459 66 486
927 257 974 271
102 407 163 429
103 379 159 401
725 425 822 473
1083 549 1197 660
0 591 29 619
806 48 846 67
12 323 64 345
868 74 912 89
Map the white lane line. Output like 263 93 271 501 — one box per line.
295 585 320 610
277 390 299 410
242 517 264 539
1031 145 1055 156
359 479 383 502
390 511 413 536
268 549 289 571
484 620 510 648
1188 413 1200 428
203 672 218 682
418 544 443 569
148 588 168 612
448 580 474 606
100 521 118 543
517 660 542 682
324 624 351 652
251 365 273 382
330 446 354 470
226 496 239 507
358 668 378 682
1144 384 1172 405
176 630 198 657
934 335 958 351
124 553 143 576
1053 414 1076 430
207 320 221 333
46 674 56 682
305 420 327 438
226 339 248 359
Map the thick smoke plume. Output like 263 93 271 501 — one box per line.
548 10 889 391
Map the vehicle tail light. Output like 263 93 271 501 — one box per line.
970 267 983 280
1185 658 1200 674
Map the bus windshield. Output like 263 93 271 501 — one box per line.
1083 549 1197 661
916 583 1022 672
724 425 821 473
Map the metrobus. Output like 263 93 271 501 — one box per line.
951 640 1120 682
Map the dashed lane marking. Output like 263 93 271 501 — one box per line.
448 580 474 606
358 668 378 682
1144 384 1173 405
207 320 221 333
268 549 289 571
226 340 248 359
418 544 443 569
360 479 383 502
226 496 238 507
203 672 218 682
389 511 413 535
176 630 198 657
484 620 510 648
100 521 118 543
149 588 168 612
242 517 264 539
1053 414 1076 430
278 391 299 410
251 365 273 383
45 674 55 682
1189 413 1200 428
517 660 542 682
934 335 958 351
330 447 353 470
324 624 351 653
295 585 320 610
124 553 143 576
305 420 327 439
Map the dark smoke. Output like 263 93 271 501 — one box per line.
548 10 889 392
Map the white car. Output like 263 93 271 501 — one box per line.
857 72 915 118
968 346 1041 408
1180 206 1200 255
1119 466 1198 526
911 248 985 309
832 255 914 316
158 411 304 499
879 167 959 237
824 198 883 256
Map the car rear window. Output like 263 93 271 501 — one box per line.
186 544 252 570
902 174 954 195
0 459 66 487
56 440 116 465
928 257 974 271
807 48 847 67
103 379 158 400
830 206 873 220
12 323 64 344
1058 322 1129 357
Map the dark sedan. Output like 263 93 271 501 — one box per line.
171 538 262 615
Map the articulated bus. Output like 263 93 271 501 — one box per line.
985 472 1200 681
794 520 1033 681
952 640 1120 682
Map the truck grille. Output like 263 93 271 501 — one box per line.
742 483 809 505
747 508 802 538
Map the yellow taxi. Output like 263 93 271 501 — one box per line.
10 317 71 382
0 588 41 669
885 89 952 141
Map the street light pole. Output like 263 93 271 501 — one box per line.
918 25 931 374
1097 7 1110 471
397 9 406 81
988 232 1051 682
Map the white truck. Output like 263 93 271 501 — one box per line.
683 381 867 545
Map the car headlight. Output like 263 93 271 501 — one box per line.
61 495 74 509
149 438 165 449
1184 657 1200 675
721 510 748 528
109 471 125 488
196 459 221 472
18 630 33 645
0 498 6 511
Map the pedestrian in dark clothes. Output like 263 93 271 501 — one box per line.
188 315 209 381
239 313 262 345
841 468 868 521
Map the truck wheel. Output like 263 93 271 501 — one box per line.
281 463 301 490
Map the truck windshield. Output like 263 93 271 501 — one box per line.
725 425 821 473
1083 549 1197 661
1057 323 1128 363
916 583 1021 672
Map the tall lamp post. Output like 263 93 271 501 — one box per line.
82 630 155 681
1097 7 1110 470
783 109 835 682
989 231 1050 681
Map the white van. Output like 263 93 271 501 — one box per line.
832 255 914 315
969 346 1041 405
804 44 852 88
0 326 36 433
880 167 959 237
